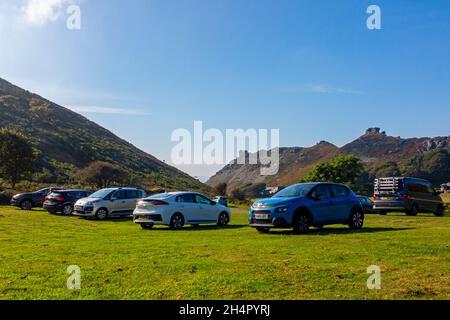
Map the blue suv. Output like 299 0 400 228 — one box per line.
249 182 364 233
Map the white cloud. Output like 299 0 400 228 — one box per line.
67 106 150 116
20 0 71 26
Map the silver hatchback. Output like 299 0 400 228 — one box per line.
73 187 146 220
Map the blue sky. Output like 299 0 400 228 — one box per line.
1 0 450 179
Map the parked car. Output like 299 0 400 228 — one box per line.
373 177 445 216
43 189 93 215
73 187 146 220
249 182 364 234
357 195 376 214
133 192 231 230
10 187 64 210
214 196 228 207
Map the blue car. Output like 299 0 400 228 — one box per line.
249 182 364 233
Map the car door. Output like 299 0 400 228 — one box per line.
193 194 217 223
175 194 197 223
110 190 128 215
424 182 440 212
330 185 352 222
124 190 141 214
309 185 334 224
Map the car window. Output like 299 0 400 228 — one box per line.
311 185 332 199
125 190 139 199
113 190 127 199
176 194 195 203
331 185 349 197
194 194 212 205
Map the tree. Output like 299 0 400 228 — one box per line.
230 188 245 201
302 155 365 190
79 161 129 188
401 149 450 185
213 182 228 196
0 128 38 188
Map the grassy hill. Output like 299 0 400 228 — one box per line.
0 78 207 192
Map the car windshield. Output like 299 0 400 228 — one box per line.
273 183 316 198
88 189 114 199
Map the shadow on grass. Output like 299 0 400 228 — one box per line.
267 227 414 236
144 224 248 231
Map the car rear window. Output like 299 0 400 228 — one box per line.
176 194 195 203
126 190 139 199
332 185 349 197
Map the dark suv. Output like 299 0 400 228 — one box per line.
373 177 445 216
43 189 93 215
10 187 64 210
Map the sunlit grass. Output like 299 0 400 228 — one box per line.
0 206 449 300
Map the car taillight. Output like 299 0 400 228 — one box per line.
373 195 377 200
151 200 168 206
54 196 65 201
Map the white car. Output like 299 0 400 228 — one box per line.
133 192 231 230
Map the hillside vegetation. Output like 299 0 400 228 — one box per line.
0 78 207 192
208 128 450 195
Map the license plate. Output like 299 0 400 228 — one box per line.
254 214 269 220
75 206 83 211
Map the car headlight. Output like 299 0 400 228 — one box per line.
275 206 288 213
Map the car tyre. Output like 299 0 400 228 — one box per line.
217 212 230 226
292 213 310 234
62 204 73 216
434 205 445 217
406 204 418 216
140 223 154 230
169 213 184 230
20 200 33 211
348 209 364 229
96 208 109 220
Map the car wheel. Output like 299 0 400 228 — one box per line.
140 223 154 230
217 212 230 226
62 204 73 216
349 209 364 229
292 213 310 234
406 204 418 216
434 205 445 217
96 208 109 220
256 227 270 233
169 213 184 230
20 200 33 211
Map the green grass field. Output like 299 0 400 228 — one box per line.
0 205 449 300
